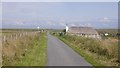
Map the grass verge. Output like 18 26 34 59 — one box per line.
3 32 47 66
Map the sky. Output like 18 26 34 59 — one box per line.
1 0 119 2
1 2 118 29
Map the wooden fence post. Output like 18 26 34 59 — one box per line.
20 33 22 37
10 35 12 39
3 36 6 42
16 34 17 39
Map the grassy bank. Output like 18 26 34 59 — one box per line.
2 32 47 66
56 35 119 66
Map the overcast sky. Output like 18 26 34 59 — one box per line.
1 2 118 29
1 0 119 2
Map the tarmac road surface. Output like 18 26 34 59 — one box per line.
46 34 92 66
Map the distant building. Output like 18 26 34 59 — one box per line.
66 25 101 39
104 33 109 36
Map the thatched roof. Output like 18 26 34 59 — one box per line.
68 27 98 35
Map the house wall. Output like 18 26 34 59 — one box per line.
68 33 101 39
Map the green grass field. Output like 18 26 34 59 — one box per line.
15 33 47 66
2 29 47 66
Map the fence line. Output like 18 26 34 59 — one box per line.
2 31 40 42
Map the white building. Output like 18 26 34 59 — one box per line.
66 25 101 39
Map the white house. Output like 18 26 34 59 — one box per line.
66 25 101 39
